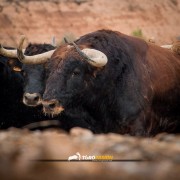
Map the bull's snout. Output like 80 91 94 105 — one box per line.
42 99 58 110
23 93 42 107
42 99 64 116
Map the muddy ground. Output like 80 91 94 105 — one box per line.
0 0 180 179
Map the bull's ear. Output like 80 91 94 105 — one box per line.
13 66 22 72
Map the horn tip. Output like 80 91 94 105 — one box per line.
17 48 24 61
20 34 26 39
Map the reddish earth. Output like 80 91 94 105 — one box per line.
0 0 180 47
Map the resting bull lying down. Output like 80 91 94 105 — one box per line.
0 43 64 130
0 45 48 129
2 30 180 136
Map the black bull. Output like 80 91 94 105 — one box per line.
0 51 41 129
0 45 57 129
22 43 55 107
0 44 92 131
41 30 180 136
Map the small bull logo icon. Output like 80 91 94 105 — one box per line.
68 152 81 161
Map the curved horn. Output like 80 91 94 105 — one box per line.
161 44 173 49
0 44 17 58
51 36 56 47
161 41 180 55
17 35 56 65
0 43 25 58
72 42 108 67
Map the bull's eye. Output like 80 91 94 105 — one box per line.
22 71 27 77
13 66 22 72
72 68 81 76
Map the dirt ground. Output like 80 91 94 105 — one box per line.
0 128 179 180
0 0 180 179
0 0 180 47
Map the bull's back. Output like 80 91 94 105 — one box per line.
146 44 180 120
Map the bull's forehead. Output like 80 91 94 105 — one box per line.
51 44 89 61
25 43 55 55
23 63 44 72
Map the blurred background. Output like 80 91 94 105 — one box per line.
0 0 180 47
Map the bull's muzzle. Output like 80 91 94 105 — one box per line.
42 99 64 117
23 93 42 107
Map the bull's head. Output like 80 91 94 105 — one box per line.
42 42 108 116
18 37 56 107
0 36 55 107
22 62 46 107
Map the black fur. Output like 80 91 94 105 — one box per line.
23 43 55 95
0 45 55 129
0 53 42 129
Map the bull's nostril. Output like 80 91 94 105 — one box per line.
23 93 42 106
42 99 59 110
49 103 56 109
34 96 39 102
24 95 28 100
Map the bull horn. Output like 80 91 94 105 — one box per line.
72 42 108 67
51 36 56 47
0 42 26 58
0 44 17 58
161 41 180 55
17 35 56 64
161 44 173 49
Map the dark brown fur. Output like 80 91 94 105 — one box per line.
43 30 180 136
